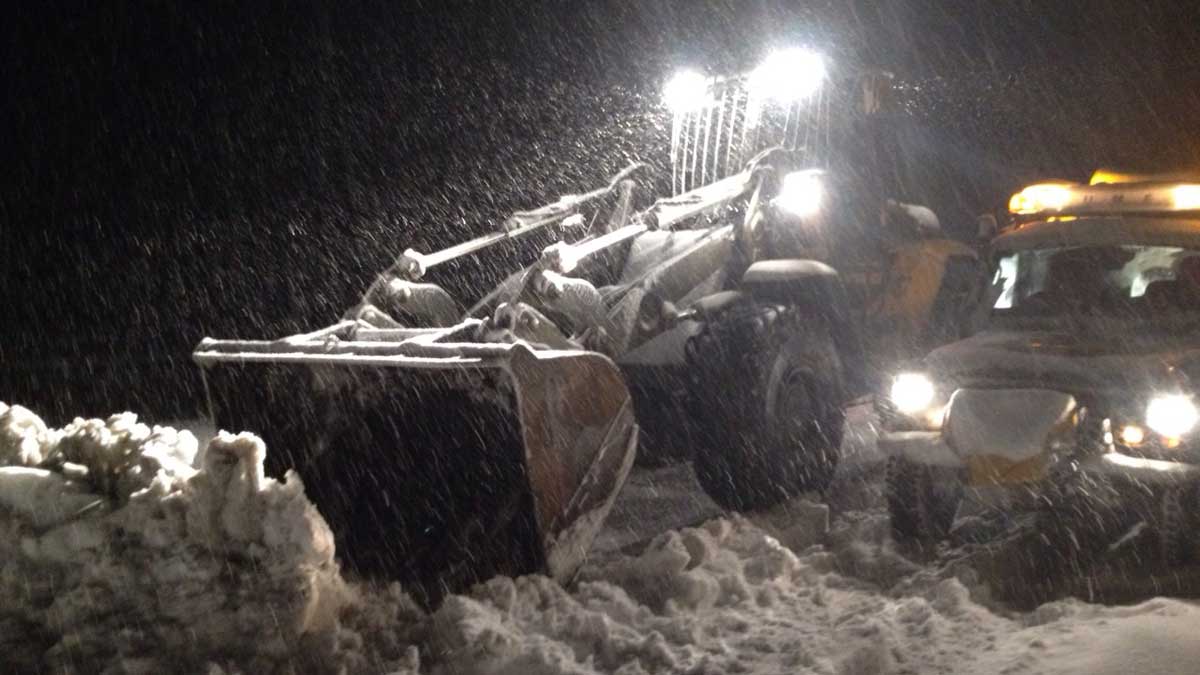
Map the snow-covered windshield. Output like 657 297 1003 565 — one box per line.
990 243 1200 328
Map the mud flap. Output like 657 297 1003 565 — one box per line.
198 344 636 608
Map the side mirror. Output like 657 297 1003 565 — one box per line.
976 213 998 240
966 264 1005 336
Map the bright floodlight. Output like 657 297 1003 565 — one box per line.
891 373 936 416
1172 184 1200 210
1146 394 1199 439
776 170 824 217
664 70 710 113
750 48 825 102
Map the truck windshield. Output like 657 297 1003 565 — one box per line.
990 244 1200 326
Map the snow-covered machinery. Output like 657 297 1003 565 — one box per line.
194 142 871 604
192 49 970 606
880 172 1200 564
666 54 984 381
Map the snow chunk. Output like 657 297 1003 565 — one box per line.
746 497 830 553
0 466 102 529
45 412 199 501
0 402 51 466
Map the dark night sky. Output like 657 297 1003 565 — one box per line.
4 1 1200 421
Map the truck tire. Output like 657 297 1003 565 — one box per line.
691 307 845 511
1160 480 1200 566
886 457 960 544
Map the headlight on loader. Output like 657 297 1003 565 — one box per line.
775 169 824 217
750 48 825 102
664 70 711 114
891 372 936 415
1146 394 1199 439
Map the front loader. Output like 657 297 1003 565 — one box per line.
194 50 969 606
196 141 873 605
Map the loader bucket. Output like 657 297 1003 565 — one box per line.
195 340 637 608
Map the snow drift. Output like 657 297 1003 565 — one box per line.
374 514 1200 675
2 401 1199 674
0 403 346 673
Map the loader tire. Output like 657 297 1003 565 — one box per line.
886 457 960 545
692 309 845 512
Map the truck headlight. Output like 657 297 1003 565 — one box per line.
1146 394 1199 439
775 170 824 217
891 373 936 415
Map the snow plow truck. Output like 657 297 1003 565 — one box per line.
194 50 979 607
882 171 1200 567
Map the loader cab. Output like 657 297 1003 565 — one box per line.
762 167 879 263
772 166 985 365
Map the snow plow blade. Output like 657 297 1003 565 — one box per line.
194 337 637 608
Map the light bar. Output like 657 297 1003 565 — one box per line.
1090 170 1148 186
1172 185 1200 210
1090 169 1200 186
1008 182 1075 215
1008 180 1200 216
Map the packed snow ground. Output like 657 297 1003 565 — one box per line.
2 403 1199 674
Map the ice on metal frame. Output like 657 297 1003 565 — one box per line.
668 69 830 196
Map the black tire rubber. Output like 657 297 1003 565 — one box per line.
886 457 961 544
692 310 846 512
1160 480 1199 566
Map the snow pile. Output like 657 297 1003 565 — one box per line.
417 518 997 674
415 518 1200 675
972 597 1200 675
3 403 1200 674
0 404 346 673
